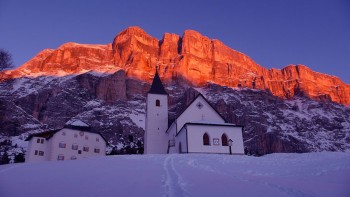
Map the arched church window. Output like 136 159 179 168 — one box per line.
203 133 210 146
156 99 160 107
222 133 228 146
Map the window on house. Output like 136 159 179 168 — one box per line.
37 139 40 143
74 133 78 138
71 156 77 160
83 146 89 152
78 150 82 154
79 131 84 136
72 144 78 150
35 150 38 155
40 139 44 144
57 154 64 160
222 134 228 146
62 131 66 136
203 133 210 145
59 142 66 148
39 151 44 156
94 148 100 153
156 99 160 107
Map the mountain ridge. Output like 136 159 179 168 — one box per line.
1 26 349 105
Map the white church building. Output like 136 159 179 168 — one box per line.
144 70 244 155
25 120 107 162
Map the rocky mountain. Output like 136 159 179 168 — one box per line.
0 27 349 159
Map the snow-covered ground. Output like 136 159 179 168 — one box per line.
0 152 349 197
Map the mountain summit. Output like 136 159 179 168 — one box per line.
1 26 349 105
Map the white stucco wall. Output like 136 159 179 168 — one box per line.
176 96 225 134
175 127 188 153
186 124 244 154
25 137 50 162
49 129 106 161
167 123 177 154
144 93 169 154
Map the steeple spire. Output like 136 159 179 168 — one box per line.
148 67 168 95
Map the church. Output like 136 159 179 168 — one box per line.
144 70 244 155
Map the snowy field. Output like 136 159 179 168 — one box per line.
0 152 349 197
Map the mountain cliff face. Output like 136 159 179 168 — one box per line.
2 26 349 105
0 27 349 158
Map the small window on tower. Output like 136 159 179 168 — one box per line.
156 99 160 107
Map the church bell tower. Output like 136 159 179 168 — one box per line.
144 68 168 154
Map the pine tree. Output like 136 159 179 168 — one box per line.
14 153 25 163
1 152 10 165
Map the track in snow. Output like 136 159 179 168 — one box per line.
163 155 188 197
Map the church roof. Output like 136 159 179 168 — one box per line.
175 122 243 137
169 93 228 125
148 69 168 95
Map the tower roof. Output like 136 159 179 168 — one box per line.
148 69 168 95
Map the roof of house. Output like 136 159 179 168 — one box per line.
25 129 61 141
148 69 168 95
25 120 109 144
64 119 91 131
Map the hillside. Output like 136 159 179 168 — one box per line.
0 27 349 157
0 152 350 197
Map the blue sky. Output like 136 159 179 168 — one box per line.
0 0 349 83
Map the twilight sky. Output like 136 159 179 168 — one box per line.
0 0 349 83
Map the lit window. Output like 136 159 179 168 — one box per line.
83 146 89 152
57 154 64 160
71 156 77 160
156 99 160 107
34 150 38 155
221 134 228 146
203 133 210 145
72 144 78 150
59 142 66 148
94 148 100 153
39 151 44 156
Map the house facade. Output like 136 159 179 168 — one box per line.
25 120 107 162
144 70 245 155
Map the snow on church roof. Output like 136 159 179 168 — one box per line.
187 120 243 127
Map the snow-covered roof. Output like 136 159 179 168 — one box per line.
188 120 242 126
66 120 90 127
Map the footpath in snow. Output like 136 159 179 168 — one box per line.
0 152 350 197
